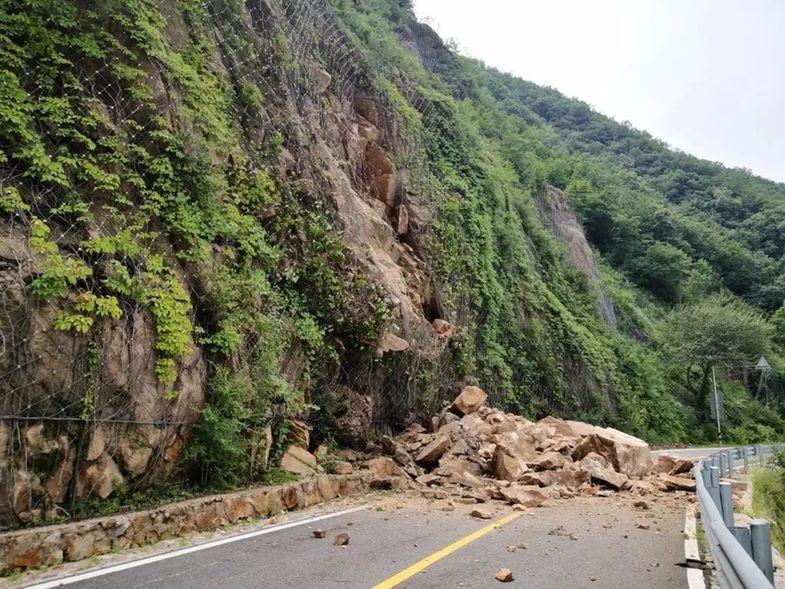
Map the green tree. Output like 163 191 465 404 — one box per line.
682 258 721 302
626 241 692 303
661 293 770 407
772 303 785 348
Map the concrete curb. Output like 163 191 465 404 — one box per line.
0 472 372 574
684 507 705 589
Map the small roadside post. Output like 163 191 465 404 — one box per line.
710 367 724 442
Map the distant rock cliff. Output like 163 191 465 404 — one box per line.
536 185 617 329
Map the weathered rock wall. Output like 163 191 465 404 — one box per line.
0 0 450 528
0 220 206 526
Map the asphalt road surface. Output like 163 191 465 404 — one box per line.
652 447 728 461
17 492 692 589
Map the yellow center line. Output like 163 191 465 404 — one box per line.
371 510 524 589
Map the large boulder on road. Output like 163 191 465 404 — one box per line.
579 452 628 490
500 484 550 507
572 427 651 478
489 445 528 482
414 434 451 466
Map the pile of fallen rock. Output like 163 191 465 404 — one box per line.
343 386 696 507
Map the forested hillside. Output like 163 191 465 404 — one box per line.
0 0 783 527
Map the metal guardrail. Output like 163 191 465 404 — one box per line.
695 445 776 588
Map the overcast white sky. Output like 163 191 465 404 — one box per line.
413 0 785 183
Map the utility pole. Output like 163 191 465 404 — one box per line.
712 366 722 442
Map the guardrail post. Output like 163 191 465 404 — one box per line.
750 519 775 584
719 482 734 527
743 447 750 472
709 465 721 510
701 466 711 487
731 526 753 557
720 452 728 478
757 444 765 467
727 451 735 477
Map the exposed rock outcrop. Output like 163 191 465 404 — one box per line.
0 0 446 526
535 185 617 329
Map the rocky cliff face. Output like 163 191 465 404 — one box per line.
535 185 616 328
0 0 457 527
0 0 620 528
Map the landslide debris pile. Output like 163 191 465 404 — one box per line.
347 387 695 507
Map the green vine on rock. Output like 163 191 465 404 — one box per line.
29 218 123 335
29 218 93 300
0 186 30 214
122 254 194 385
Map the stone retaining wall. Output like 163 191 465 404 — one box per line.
0 472 372 574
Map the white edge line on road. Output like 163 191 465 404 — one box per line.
23 506 366 589
684 507 704 589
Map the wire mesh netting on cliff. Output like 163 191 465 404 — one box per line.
0 0 453 524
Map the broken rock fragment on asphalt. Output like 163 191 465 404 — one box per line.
579 453 628 490
501 485 549 507
470 508 492 519
333 532 351 545
495 568 514 582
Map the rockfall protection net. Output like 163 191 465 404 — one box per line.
0 0 450 511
